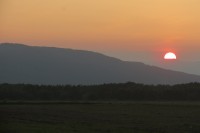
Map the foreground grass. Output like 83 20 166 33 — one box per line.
1 102 200 133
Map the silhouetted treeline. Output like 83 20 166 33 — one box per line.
0 82 200 101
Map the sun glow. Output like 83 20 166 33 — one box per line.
164 52 177 60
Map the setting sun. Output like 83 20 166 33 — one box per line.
164 52 177 60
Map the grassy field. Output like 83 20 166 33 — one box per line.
1 102 200 133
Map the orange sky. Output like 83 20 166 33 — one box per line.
1 0 200 62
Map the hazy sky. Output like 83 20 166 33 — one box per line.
1 0 200 64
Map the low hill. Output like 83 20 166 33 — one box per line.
0 43 200 85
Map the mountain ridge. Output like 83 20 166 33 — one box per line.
0 43 200 85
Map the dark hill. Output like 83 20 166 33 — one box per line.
0 43 200 85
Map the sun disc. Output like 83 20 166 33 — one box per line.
164 52 176 60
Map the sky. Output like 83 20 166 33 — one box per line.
1 0 200 66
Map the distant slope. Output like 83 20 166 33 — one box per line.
0 43 200 85
157 60 200 76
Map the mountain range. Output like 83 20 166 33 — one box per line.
0 43 200 85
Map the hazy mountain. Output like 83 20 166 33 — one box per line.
156 60 200 76
0 43 200 85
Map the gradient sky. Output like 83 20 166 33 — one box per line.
1 0 200 64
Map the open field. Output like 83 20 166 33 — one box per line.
1 102 200 133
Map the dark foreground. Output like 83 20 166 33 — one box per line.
1 102 200 133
